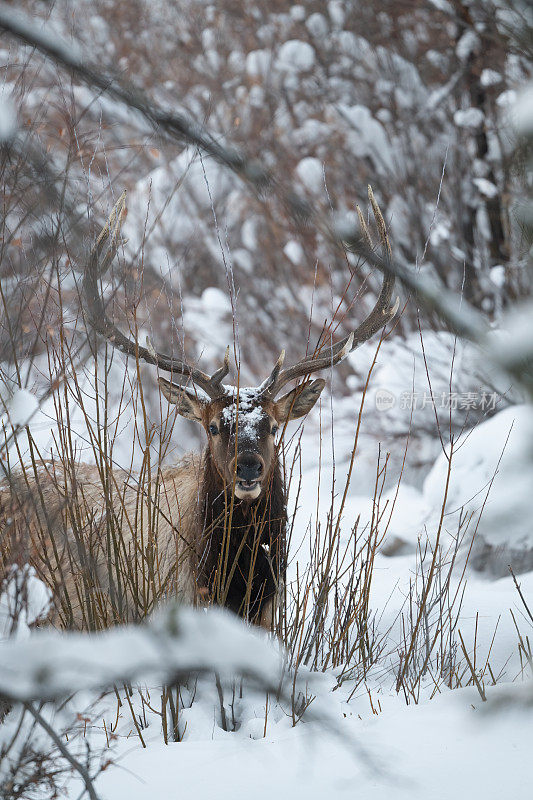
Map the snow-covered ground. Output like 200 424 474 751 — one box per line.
35 379 530 798
70 513 533 800
2 286 533 799
94 684 530 800
1 2 532 796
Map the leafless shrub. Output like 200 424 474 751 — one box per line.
0 4 531 797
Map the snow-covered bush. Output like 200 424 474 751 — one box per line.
0 3 532 798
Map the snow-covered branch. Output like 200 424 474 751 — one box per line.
0 4 261 187
0 603 293 703
0 2 491 346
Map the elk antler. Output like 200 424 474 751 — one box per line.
261 187 399 399
83 191 229 399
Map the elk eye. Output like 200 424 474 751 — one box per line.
209 423 219 436
271 425 279 436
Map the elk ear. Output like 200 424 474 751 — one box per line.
274 379 326 422
158 377 205 422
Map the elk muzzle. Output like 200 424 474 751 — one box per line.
231 452 265 500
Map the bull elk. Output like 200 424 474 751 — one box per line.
0 191 397 632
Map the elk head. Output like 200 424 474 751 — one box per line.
157 357 325 500
83 191 398 502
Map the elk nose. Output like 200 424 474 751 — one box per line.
236 454 263 482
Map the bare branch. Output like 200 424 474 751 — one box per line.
83 193 229 399
0 4 494 372
22 703 100 800
263 188 398 397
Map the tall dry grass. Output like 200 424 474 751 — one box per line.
1 190 519 755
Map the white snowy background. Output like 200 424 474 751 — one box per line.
0 1 532 798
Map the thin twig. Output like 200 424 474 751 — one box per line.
23 702 100 800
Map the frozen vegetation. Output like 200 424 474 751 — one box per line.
0 1 532 799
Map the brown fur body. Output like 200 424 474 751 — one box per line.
0 445 286 630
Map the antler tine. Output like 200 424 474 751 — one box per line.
209 345 231 388
257 350 286 396
263 188 399 398
83 194 226 399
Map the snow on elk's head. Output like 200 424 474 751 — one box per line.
158 370 326 500
82 191 399 502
